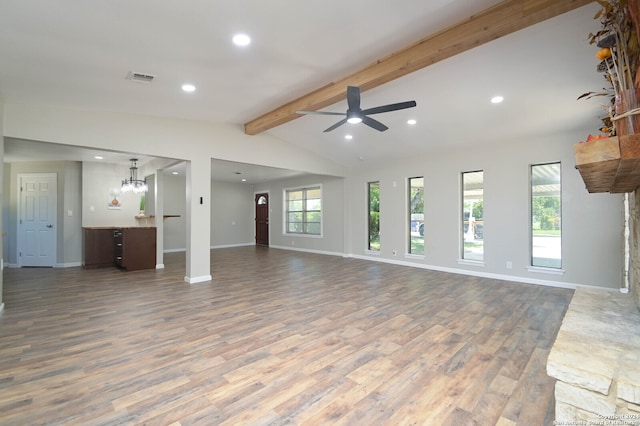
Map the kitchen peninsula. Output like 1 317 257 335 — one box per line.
83 227 156 271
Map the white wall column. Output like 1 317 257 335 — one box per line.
154 171 165 269
0 97 4 312
185 157 212 283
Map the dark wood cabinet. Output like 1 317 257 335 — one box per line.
83 227 156 271
114 227 156 271
83 227 116 268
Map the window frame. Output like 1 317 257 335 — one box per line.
407 176 424 256
529 162 562 270
367 181 380 252
283 184 323 237
460 170 484 263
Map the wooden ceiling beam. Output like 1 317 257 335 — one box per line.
244 0 593 135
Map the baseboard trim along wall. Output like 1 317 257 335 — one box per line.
269 244 346 258
270 244 616 291
350 253 616 292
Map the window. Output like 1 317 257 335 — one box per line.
285 186 322 235
531 163 561 268
368 181 380 251
462 171 484 261
408 177 424 255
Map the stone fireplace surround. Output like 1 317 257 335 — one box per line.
547 190 640 422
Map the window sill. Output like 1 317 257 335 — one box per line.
283 233 323 239
457 259 485 267
364 250 380 256
526 266 565 275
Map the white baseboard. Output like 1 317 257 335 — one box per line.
269 244 345 258
164 243 254 254
184 275 212 284
349 253 616 291
211 243 254 250
56 262 82 268
164 248 186 253
7 262 81 268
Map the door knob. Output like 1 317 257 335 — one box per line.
47 224 53 228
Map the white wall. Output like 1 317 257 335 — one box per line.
151 174 255 251
348 131 624 290
82 161 143 228
0 97 3 311
3 104 347 179
62 162 83 265
161 173 186 251
255 174 345 255
211 180 254 248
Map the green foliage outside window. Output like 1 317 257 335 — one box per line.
368 182 380 251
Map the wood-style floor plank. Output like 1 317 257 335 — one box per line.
0 246 572 425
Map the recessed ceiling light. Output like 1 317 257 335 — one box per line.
94 155 103 160
407 119 417 125
241 178 247 182
491 95 504 104
232 33 251 47
345 134 353 140
172 171 179 175
182 84 196 93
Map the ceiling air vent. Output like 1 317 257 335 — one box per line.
128 72 156 83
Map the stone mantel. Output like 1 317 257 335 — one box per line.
547 288 640 422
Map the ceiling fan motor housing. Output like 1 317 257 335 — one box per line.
296 85 416 132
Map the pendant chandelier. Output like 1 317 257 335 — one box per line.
121 158 148 193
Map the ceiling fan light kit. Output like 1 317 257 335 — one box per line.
297 86 416 132
347 112 362 124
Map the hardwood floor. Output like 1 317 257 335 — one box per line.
0 246 572 425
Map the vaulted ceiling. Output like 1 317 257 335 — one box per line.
0 0 604 182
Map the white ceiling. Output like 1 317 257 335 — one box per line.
0 1 605 182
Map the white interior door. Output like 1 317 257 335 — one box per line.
18 173 57 267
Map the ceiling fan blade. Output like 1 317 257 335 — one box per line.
296 110 345 116
346 86 360 110
361 100 417 115
323 118 348 132
362 116 388 132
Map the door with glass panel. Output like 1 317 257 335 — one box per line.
255 193 269 246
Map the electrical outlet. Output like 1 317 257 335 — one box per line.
506 261 512 269
392 250 397 256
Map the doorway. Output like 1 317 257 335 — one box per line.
255 192 269 246
18 173 58 267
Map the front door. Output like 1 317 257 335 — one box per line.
18 173 57 267
255 192 269 246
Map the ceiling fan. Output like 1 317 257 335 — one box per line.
296 86 417 132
